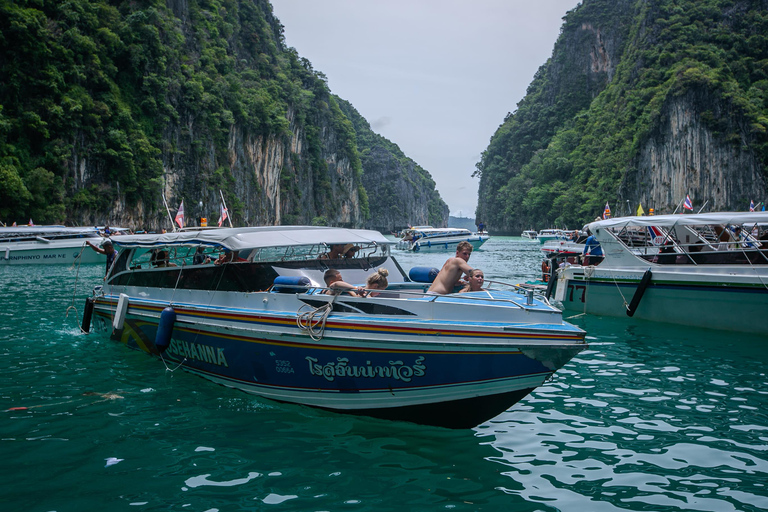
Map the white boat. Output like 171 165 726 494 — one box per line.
396 226 490 252
552 212 768 334
536 229 572 244
521 230 538 240
83 226 586 428
0 226 109 265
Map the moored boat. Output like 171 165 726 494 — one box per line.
84 226 586 428
396 226 490 252
553 212 768 333
521 230 538 240
0 226 111 265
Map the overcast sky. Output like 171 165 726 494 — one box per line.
271 0 581 219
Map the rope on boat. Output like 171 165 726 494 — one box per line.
296 293 338 341
65 243 88 332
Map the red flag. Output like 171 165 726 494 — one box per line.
683 195 693 210
218 203 228 227
175 201 185 229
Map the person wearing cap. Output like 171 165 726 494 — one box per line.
343 244 360 259
86 239 118 277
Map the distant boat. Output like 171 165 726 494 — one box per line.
0 225 109 265
84 226 586 428
521 230 538 240
396 226 490 252
553 212 768 334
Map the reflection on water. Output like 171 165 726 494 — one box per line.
1 238 767 511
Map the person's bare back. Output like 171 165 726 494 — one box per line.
427 243 474 294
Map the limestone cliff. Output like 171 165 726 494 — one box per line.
336 98 449 232
475 0 768 234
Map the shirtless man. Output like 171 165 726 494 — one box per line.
427 241 474 294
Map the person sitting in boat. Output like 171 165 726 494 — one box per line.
459 269 486 293
214 248 243 265
193 246 211 265
318 244 345 259
343 244 360 259
85 239 117 277
153 249 177 267
427 241 474 295
323 269 364 296
365 268 389 297
582 230 603 265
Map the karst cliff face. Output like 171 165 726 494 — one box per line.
475 0 768 234
0 0 445 231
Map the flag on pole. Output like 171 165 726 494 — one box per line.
28 218 34 226
683 195 693 210
175 201 185 229
602 202 611 219
12 222 16 227
218 203 228 227
637 203 645 216
749 200 755 212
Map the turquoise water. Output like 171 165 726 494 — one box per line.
2 237 767 511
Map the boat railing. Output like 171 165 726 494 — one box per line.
273 280 546 310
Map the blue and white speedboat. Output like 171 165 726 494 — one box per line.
396 226 490 252
84 226 586 428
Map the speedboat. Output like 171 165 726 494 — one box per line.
521 230 538 240
83 226 586 428
396 226 490 252
0 225 109 265
552 212 768 334
536 229 571 244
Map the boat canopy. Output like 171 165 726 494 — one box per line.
586 212 768 231
110 226 393 251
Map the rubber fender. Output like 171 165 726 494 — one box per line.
113 293 129 331
626 269 653 317
409 266 439 283
544 257 558 299
273 275 311 293
155 307 176 353
81 297 94 333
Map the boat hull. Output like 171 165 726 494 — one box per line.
0 239 105 265
555 267 768 334
91 294 585 428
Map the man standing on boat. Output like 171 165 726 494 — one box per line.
427 241 474 294
85 239 117 277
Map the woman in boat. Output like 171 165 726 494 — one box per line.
323 269 364 296
365 268 389 297
459 269 486 293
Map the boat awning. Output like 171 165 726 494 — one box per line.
110 226 393 251
586 212 768 231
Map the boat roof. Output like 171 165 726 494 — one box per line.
587 212 768 231
110 226 393 250
0 226 101 236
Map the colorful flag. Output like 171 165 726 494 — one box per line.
647 225 665 245
218 203 228 227
28 218 34 226
637 203 645 216
749 200 755 212
683 195 693 210
175 201 185 229
11 222 16 227
602 202 611 219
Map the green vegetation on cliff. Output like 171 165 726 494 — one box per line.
475 0 768 233
0 0 366 225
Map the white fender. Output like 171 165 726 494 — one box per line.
113 293 129 330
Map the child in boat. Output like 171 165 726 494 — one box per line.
459 269 486 293
365 268 389 297
323 269 364 296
